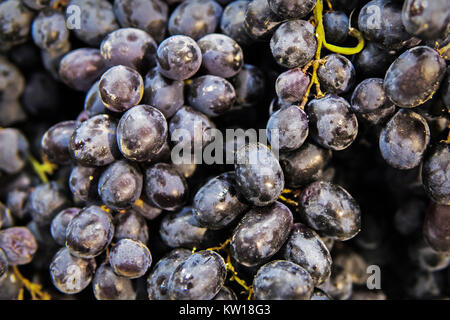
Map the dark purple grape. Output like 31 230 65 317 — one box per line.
0 128 29 175
0 269 21 299
422 143 450 205
50 208 81 246
156 35 202 81
317 264 353 300
230 64 265 107
253 260 313 300
99 65 144 113
41 121 76 165
214 286 237 300
266 105 309 152
69 165 101 202
31 9 69 52
109 238 151 279
168 0 222 40
306 95 358 151
93 263 136 300
0 248 7 278
113 0 168 43
0 227 37 265
6 188 30 220
384 46 446 108
114 210 149 243
244 0 284 40
317 54 355 95
423 202 450 252
402 0 449 40
394 198 426 236
379 109 430 170
117 105 168 162
29 182 69 225
50 247 96 294
279 142 332 188
268 0 315 19
147 248 191 300
300 181 361 241
84 81 108 117
0 203 13 230
98 160 143 210
187 75 236 117
230 201 293 267
270 20 317 68
0 98 26 127
143 67 184 118
281 223 332 286
220 1 253 46
66 205 114 258
198 33 244 78
323 11 349 44
100 28 157 73
275 67 310 104
0 56 25 100
131 198 163 220
69 114 120 167
22 71 60 117
353 41 396 78
69 0 119 46
41 41 71 80
168 250 226 300
59 48 107 92
0 0 34 48
193 172 248 230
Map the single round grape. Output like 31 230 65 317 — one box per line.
113 0 168 43
311 289 332 300
59 48 107 92
98 160 143 210
66 205 114 258
384 46 446 108
300 181 361 241
358 0 413 49
268 0 316 19
156 35 202 81
29 182 69 225
275 67 310 104
193 172 248 230
114 210 149 244
41 41 71 80
0 248 7 278
323 11 349 44
270 20 317 69
41 121 76 165
402 0 449 40
317 264 353 300
306 95 358 151
244 0 284 40
214 286 237 300
317 54 355 95
168 250 226 300
266 105 309 152
169 106 216 151
187 75 236 117
144 163 188 211
69 114 120 167
84 81 109 117
0 128 29 175
379 109 430 170
422 143 449 205
0 268 22 299
0 227 37 266
230 201 293 267
220 1 253 46
117 105 168 162
198 33 244 78
143 67 184 118
99 65 144 113
423 202 450 253
69 165 101 202
159 207 215 249
32 9 69 52
93 263 136 300
50 208 81 246
168 0 223 40
100 28 157 73
230 64 265 107
281 223 332 286
6 189 30 220
50 247 96 294
279 142 332 188
353 41 396 78
0 56 25 100
109 238 151 279
68 0 119 46
253 260 314 300
22 71 60 116
0 0 34 48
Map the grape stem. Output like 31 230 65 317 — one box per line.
12 266 51 300
28 156 57 184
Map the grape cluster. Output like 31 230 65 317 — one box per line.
0 0 449 301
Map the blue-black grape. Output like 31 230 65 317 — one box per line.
50 208 81 246
353 41 396 78
66 205 114 258
114 210 149 244
0 56 25 100
220 1 253 46
300 181 361 241
275 67 310 104
31 9 69 52
22 71 60 116
230 201 293 267
84 81 108 118
69 165 101 202
323 11 349 44
0 128 29 175
423 202 450 253
379 109 430 170
422 143 449 205
268 0 315 19
230 64 266 107
253 260 313 300
109 238 152 279
317 54 355 95
0 0 34 49
244 0 284 40
6 188 30 220
41 121 77 165
317 264 353 300
29 182 69 225
0 227 37 265
93 263 136 300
